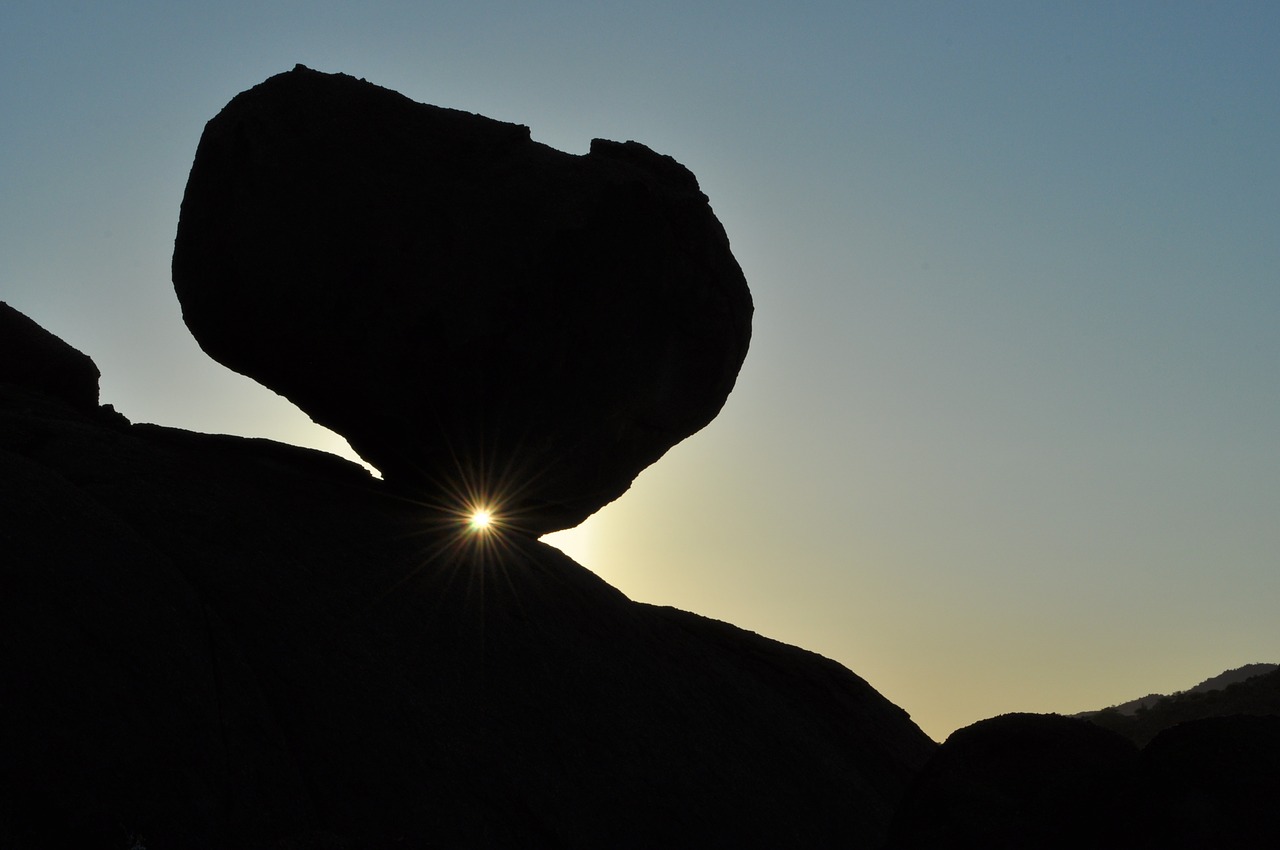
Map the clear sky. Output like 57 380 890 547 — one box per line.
4 1 1278 741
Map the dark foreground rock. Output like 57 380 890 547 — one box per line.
885 712 1280 850
172 66 753 534
1133 715 1280 849
1 311 932 848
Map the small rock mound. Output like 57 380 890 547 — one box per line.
173 66 753 533
0 301 99 411
886 713 1139 849
886 711 1280 849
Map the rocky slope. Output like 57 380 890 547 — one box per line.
1 300 935 848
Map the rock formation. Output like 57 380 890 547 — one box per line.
885 712 1280 849
14 65 1276 849
172 65 752 533
1 304 933 847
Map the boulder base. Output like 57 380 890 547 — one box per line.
2 317 932 848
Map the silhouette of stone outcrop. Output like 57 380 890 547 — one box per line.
886 711 1280 849
27 65 1278 849
1 312 932 848
173 65 752 533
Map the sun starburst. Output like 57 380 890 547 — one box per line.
467 508 495 533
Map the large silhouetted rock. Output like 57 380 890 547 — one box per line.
2 315 930 848
172 66 752 533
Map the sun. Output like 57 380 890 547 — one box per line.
467 508 495 533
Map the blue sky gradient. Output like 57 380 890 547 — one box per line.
4 2 1278 739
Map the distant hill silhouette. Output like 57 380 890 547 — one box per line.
1188 662 1280 694
1082 664 1280 746
1078 663 1279 718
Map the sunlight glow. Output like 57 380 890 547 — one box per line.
467 509 495 533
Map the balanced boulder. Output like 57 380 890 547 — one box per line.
172 66 752 533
